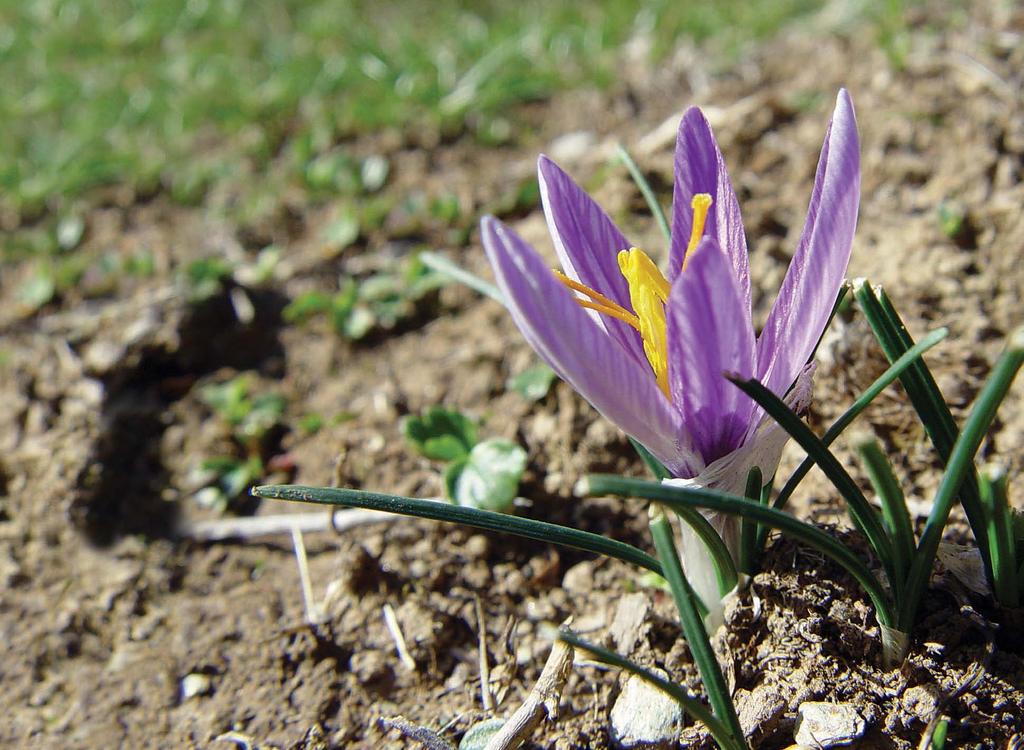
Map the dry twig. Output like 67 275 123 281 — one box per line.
176 508 395 541
483 622 575 750
475 595 494 711
383 602 418 672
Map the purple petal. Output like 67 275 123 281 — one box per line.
666 236 756 464
537 156 648 366
669 107 750 310
481 215 700 476
756 89 860 397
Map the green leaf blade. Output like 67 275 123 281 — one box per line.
252 484 664 576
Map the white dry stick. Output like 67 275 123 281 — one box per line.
213 731 257 749
177 508 395 541
291 527 324 625
484 625 575 750
475 595 494 711
383 603 418 672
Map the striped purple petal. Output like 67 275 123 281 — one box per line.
669 107 750 311
537 156 648 367
666 236 756 465
481 215 700 476
756 89 860 398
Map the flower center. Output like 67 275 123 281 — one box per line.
555 193 713 398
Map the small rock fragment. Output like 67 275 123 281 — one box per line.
609 669 684 749
548 131 597 164
180 672 212 700
736 683 787 741
937 543 990 595
794 702 867 747
901 684 941 722
562 561 594 595
609 593 651 656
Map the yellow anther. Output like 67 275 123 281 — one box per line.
553 269 641 331
618 248 671 396
681 193 713 272
617 248 670 303
552 247 677 400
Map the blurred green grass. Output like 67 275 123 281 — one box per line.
1 0 825 231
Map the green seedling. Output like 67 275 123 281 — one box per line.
195 375 287 512
322 209 361 254
283 254 447 340
507 364 556 401
181 257 234 302
304 150 360 194
937 202 966 239
404 406 526 512
297 413 325 435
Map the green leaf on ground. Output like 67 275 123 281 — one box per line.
445 439 527 512
404 406 478 461
507 364 556 401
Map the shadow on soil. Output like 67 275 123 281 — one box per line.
72 286 288 545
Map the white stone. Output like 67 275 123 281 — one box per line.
548 131 597 164
794 702 867 747
609 669 684 749
180 672 212 700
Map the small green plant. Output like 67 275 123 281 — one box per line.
855 281 1024 611
507 364 557 401
194 375 287 512
283 254 446 340
404 406 527 513
181 257 235 302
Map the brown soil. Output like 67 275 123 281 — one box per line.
2 2 1024 748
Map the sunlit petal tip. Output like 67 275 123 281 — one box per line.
670 105 750 304
756 89 860 399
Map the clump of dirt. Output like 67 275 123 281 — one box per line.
2 1 1024 748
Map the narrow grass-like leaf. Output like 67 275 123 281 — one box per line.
979 465 1018 607
810 282 851 362
727 374 897 583
770 327 948 519
649 505 744 746
555 630 745 750
582 475 895 627
418 250 506 305
739 466 763 575
253 484 663 575
897 328 1024 631
857 436 915 599
630 439 737 596
855 281 991 572
617 144 672 245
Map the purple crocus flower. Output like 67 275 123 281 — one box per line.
480 90 859 611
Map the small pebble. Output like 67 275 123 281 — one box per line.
609 669 684 749
548 131 597 163
794 702 867 747
180 673 212 700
